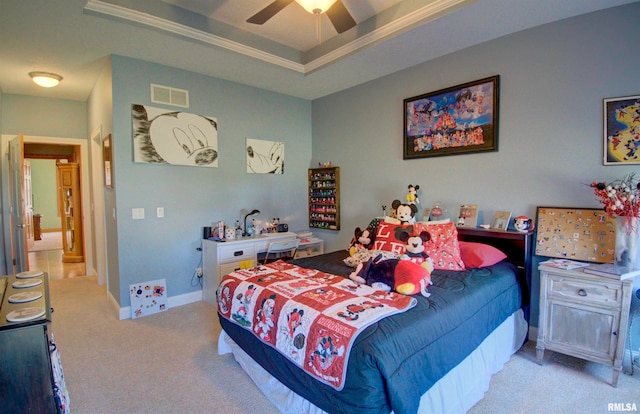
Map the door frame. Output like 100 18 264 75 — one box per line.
1 135 95 278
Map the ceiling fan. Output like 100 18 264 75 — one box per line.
247 0 357 35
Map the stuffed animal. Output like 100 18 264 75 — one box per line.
390 199 418 224
349 226 375 256
349 254 432 297
406 184 420 205
398 230 434 273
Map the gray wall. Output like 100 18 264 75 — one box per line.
311 3 640 342
110 56 312 307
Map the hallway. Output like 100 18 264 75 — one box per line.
28 232 86 281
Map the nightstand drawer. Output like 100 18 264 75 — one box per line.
548 275 622 307
218 243 255 262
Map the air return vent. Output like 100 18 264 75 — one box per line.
151 84 189 108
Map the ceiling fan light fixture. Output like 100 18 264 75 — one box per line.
295 0 338 15
29 71 63 88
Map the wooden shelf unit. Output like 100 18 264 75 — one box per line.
308 167 340 230
57 162 84 263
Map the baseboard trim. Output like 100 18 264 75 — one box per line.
114 289 203 320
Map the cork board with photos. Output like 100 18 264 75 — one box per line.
534 206 616 263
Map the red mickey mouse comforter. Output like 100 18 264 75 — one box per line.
216 260 416 390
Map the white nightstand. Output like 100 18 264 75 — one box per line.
536 264 635 386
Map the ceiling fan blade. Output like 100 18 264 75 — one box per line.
247 0 296 25
326 0 356 34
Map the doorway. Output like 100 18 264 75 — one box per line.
24 143 86 281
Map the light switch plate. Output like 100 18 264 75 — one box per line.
132 208 145 220
157 207 164 218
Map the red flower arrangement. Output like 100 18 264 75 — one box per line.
591 173 640 234
591 173 640 217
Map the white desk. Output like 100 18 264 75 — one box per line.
202 232 298 305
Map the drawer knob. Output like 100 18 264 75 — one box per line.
234 250 244 256
577 289 587 297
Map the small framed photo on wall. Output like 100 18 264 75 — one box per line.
603 94 640 165
103 134 114 188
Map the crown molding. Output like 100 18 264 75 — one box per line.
84 0 305 72
304 0 474 72
85 0 473 74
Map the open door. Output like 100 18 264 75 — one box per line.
8 134 28 273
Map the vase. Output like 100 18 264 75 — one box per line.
614 216 640 270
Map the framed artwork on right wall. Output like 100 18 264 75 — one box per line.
603 94 640 165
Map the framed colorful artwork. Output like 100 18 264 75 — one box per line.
603 94 640 165
403 75 499 159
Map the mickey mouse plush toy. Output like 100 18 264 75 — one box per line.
398 229 434 272
389 199 418 224
406 184 421 205
349 226 375 256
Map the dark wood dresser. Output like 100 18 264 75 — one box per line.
0 272 61 413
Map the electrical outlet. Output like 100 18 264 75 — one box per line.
196 267 203 278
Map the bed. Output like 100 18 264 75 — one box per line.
217 221 531 414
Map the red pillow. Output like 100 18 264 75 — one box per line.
417 222 465 271
373 221 465 271
458 241 507 268
372 221 413 254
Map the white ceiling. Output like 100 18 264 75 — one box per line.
0 0 637 102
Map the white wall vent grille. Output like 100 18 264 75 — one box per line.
151 84 189 108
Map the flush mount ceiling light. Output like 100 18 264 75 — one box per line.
29 71 63 88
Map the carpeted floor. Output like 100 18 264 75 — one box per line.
48 276 639 414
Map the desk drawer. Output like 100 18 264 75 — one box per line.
218 243 255 262
219 260 256 278
548 275 622 307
